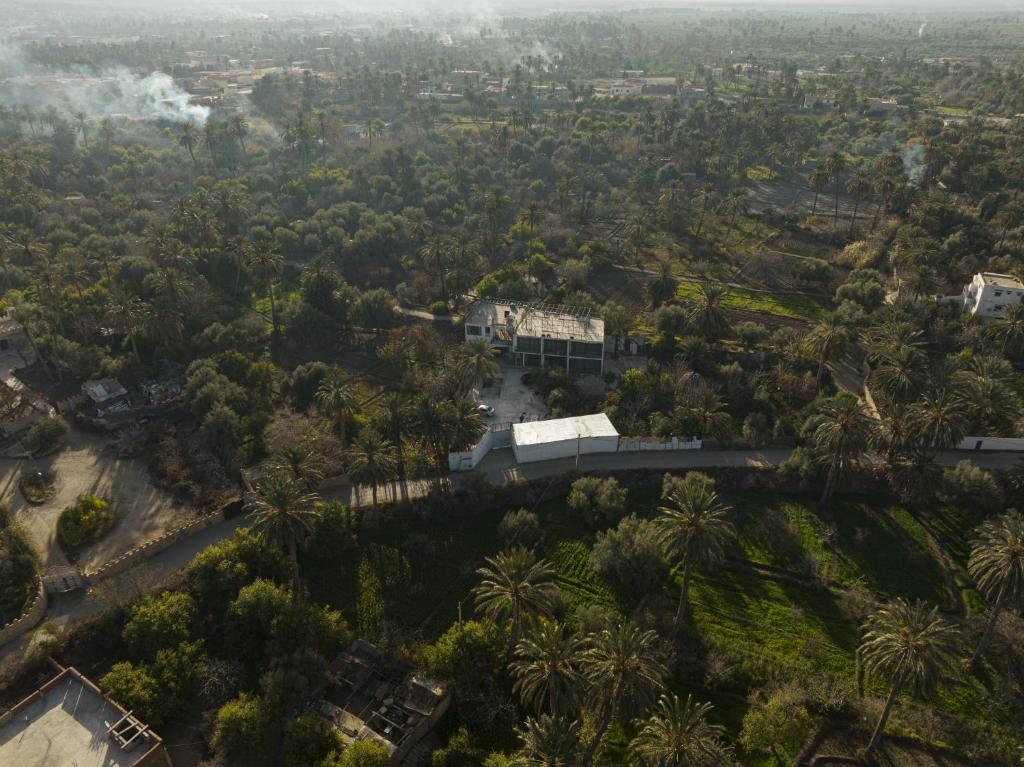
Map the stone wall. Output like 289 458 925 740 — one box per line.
0 577 46 646
86 510 224 581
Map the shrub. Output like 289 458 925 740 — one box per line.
429 300 449 314
938 460 1003 516
123 591 196 659
591 515 667 594
25 415 68 454
212 692 276 765
567 476 628 527
56 495 113 550
497 508 541 547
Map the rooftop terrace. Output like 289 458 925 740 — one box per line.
0 666 166 767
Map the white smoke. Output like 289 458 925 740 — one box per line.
918 23 927 38
0 43 208 125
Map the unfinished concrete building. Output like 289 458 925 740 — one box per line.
464 298 605 374
314 640 449 766
0 664 172 767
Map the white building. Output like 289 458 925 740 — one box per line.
961 272 1024 317
464 299 605 374
512 413 619 463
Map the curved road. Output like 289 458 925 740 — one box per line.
2 446 1021 679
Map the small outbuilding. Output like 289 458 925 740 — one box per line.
512 413 619 464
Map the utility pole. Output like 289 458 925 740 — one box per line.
575 432 581 470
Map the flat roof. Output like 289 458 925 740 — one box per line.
0 667 163 767
517 309 604 343
980 272 1024 289
464 300 604 343
513 413 619 446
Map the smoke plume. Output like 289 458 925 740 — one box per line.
0 43 209 125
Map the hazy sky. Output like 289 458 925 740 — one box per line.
10 0 1024 12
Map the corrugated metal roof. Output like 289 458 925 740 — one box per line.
512 413 618 446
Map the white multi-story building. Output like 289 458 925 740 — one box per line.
463 299 605 374
961 272 1024 317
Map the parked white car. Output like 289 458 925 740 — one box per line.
477 404 495 417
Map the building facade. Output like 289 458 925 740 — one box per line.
961 272 1024 317
464 299 605 374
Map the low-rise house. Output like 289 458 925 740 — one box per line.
83 378 131 417
961 272 1024 317
464 299 605 374
314 640 449 766
0 664 172 767
0 376 52 437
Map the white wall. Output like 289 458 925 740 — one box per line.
512 434 619 464
448 429 513 471
957 436 1024 452
618 437 702 452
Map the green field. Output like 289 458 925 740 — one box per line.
675 280 829 321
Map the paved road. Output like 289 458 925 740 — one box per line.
4 445 1022 681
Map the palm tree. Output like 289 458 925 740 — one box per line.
346 429 397 507
687 282 731 341
448 399 487 453
272 442 324 490
513 715 580 767
579 622 667 767
247 243 283 335
460 338 500 395
693 184 717 236
229 113 249 154
648 261 677 309
967 511 1024 668
809 394 873 511
603 302 632 358
472 547 560 662
375 392 414 479
808 166 830 215
989 301 1024 359
910 392 966 452
315 377 358 446
805 315 851 390
657 474 735 635
859 599 961 759
825 150 847 230
246 472 321 601
178 120 199 167
630 693 732 767
511 622 584 715
107 286 147 363
846 169 872 235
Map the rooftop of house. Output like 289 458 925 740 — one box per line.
0 666 164 767
0 316 25 337
979 272 1024 289
512 412 619 446
464 299 604 342
315 640 448 757
83 378 128 403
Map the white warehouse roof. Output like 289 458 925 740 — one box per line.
513 413 619 446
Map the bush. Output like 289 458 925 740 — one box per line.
429 300 449 314
567 476 628 527
123 591 196 659
212 692 276 766
56 495 113 550
938 460 1003 515
497 508 541 547
591 515 667 594
25 415 68 454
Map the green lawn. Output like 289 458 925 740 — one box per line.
731 494 948 604
675 281 829 321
